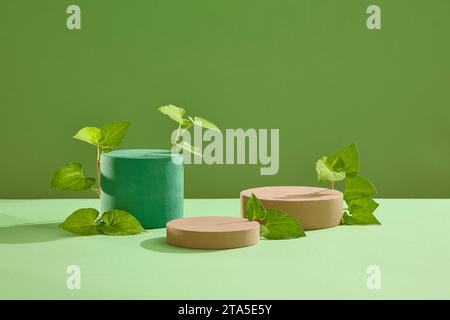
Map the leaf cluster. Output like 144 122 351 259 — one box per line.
60 208 144 236
158 105 219 155
50 121 144 236
315 143 380 225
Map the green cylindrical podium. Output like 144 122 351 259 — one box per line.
100 149 183 229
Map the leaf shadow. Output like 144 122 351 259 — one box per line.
140 237 219 254
0 222 76 244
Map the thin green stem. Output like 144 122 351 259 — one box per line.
96 146 102 196
182 124 193 132
329 180 335 189
178 125 193 142
171 123 182 151
340 208 349 225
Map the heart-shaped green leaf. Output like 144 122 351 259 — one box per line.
99 210 144 235
50 162 96 191
343 197 380 225
158 105 186 124
245 193 266 221
59 208 100 235
73 127 103 146
327 143 360 177
315 157 346 182
344 175 377 201
261 209 306 240
100 121 130 152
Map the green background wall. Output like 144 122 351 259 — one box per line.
1 0 449 199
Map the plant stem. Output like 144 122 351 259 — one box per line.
330 180 335 189
340 208 350 225
171 123 182 151
97 146 102 196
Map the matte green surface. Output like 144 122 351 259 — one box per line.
1 199 449 299
1 1 450 199
101 149 184 228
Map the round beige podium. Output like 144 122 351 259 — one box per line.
240 186 343 230
166 216 260 249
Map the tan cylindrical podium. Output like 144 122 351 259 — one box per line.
167 216 260 249
240 186 343 230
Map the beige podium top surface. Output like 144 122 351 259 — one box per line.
166 216 259 233
240 186 342 201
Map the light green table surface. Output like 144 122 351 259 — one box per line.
1 199 449 299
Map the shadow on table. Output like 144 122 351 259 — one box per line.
0 222 75 244
140 237 217 254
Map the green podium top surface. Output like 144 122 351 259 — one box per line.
0 199 449 299
102 149 176 159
